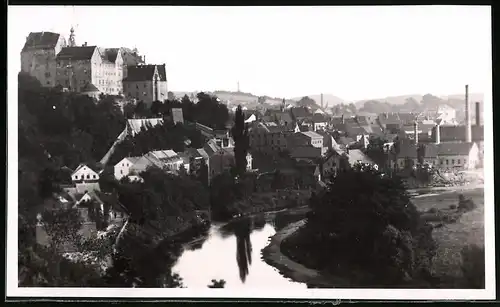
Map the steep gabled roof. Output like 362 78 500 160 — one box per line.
123 65 155 82
104 48 119 63
22 32 61 51
57 46 97 60
156 64 167 81
123 64 167 82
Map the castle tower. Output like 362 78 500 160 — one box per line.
68 26 76 47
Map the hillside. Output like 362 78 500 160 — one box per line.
292 94 345 108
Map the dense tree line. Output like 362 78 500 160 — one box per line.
283 164 438 287
124 92 230 130
19 73 126 170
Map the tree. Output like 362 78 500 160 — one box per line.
365 137 388 169
299 166 436 286
231 105 250 176
150 100 163 116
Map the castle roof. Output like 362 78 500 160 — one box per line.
57 46 97 60
22 32 60 51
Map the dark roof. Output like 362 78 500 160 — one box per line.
22 32 60 51
290 146 322 159
436 125 484 142
156 64 167 81
378 113 402 126
290 107 311 119
57 46 97 60
123 64 167 82
397 143 418 159
124 65 155 82
80 83 100 93
397 113 418 125
437 142 475 156
312 113 328 123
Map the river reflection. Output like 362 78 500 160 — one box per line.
171 213 308 289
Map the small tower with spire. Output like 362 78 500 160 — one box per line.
68 26 76 47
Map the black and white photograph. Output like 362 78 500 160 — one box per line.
7 4 495 300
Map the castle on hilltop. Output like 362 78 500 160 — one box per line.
20 27 167 104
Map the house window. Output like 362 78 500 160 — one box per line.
452 159 455 165
440 159 444 165
75 175 79 180
86 174 90 179
457 159 461 164
446 160 449 165
93 175 96 179
120 170 123 174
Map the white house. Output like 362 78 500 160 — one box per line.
71 164 99 183
114 157 141 180
437 142 479 170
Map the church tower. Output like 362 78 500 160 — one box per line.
68 26 76 47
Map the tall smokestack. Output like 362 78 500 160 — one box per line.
465 85 472 142
320 93 324 109
435 120 441 144
475 102 480 126
413 121 418 144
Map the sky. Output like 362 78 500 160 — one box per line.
9 5 492 101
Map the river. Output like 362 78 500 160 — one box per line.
172 211 309 289
170 187 484 289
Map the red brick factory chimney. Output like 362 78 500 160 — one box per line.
465 85 472 143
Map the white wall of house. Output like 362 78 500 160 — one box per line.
114 158 137 180
438 151 478 170
72 165 99 182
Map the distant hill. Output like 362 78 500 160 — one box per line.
355 92 485 121
355 94 424 108
355 93 484 109
292 94 345 108
172 90 296 110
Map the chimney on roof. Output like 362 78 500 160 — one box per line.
143 55 146 63
475 102 480 126
465 84 472 142
320 93 324 109
341 114 344 124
